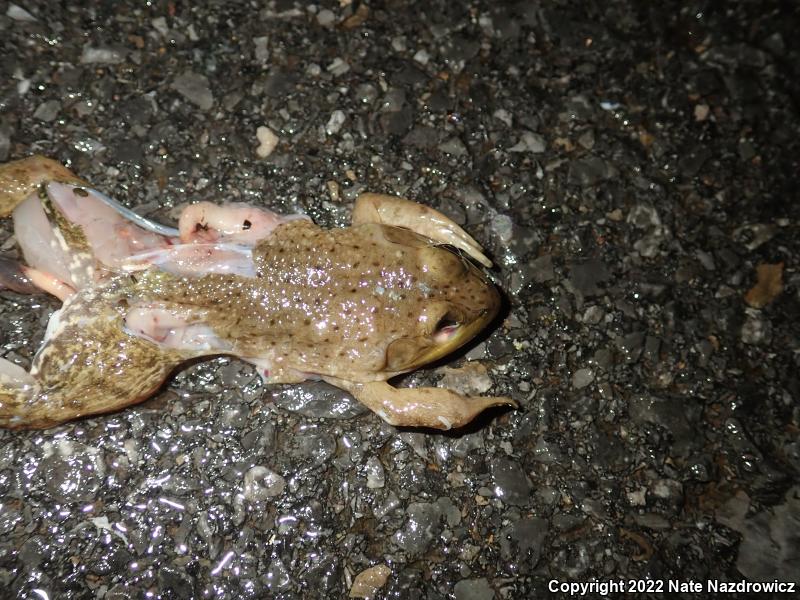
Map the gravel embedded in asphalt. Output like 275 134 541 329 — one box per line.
0 1 798 598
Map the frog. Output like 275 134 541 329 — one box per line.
0 155 514 430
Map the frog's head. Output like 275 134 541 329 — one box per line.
383 242 501 374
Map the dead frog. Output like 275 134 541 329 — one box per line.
0 155 514 430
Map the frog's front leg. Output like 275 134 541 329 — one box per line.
352 193 493 267
0 155 86 217
326 378 515 430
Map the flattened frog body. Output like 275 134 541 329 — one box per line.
0 156 513 430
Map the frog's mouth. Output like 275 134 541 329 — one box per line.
384 299 500 373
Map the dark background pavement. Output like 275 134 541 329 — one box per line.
0 1 798 598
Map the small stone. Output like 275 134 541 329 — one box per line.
253 36 270 62
744 262 783 308
365 456 385 489
349 564 391 599
509 131 546 153
577 129 595 149
325 110 347 135
568 156 616 186
243 466 285 501
326 58 350 76
6 3 36 21
740 310 771 345
493 109 513 127
151 16 169 36
568 259 611 297
80 45 125 64
490 457 533 506
490 213 514 243
439 362 493 396
317 9 336 27
392 502 443 557
255 126 279 158
438 137 467 156
265 557 291 592
694 103 710 121
271 382 368 419
33 100 60 122
454 578 494 600
171 71 214 110
572 368 594 389
413 49 430 65
529 255 554 283
582 306 604 325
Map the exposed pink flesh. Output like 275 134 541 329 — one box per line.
433 325 459 344
47 183 174 268
23 267 75 301
178 201 307 245
13 194 77 286
124 304 232 352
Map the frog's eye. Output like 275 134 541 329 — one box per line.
433 312 460 343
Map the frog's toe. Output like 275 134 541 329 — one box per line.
331 379 516 430
353 193 493 267
0 256 40 295
0 256 76 300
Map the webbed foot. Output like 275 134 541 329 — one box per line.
352 193 493 267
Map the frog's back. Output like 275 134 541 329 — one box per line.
242 220 438 378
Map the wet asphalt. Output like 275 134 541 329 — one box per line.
0 1 798 599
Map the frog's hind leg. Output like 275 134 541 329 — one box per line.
0 155 85 217
0 290 189 429
352 193 492 267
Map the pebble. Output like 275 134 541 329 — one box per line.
454 578 494 600
392 502 443 557
255 126 279 157
365 456 385 489
490 213 514 243
242 466 285 501
489 457 533 506
325 110 347 135
271 382 368 419
32 100 60 122
6 3 36 21
317 9 336 27
326 58 350 76
509 131 546 153
349 564 391 599
571 368 594 389
171 71 214 110
80 45 125 64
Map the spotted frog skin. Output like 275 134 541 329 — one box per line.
0 156 514 430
